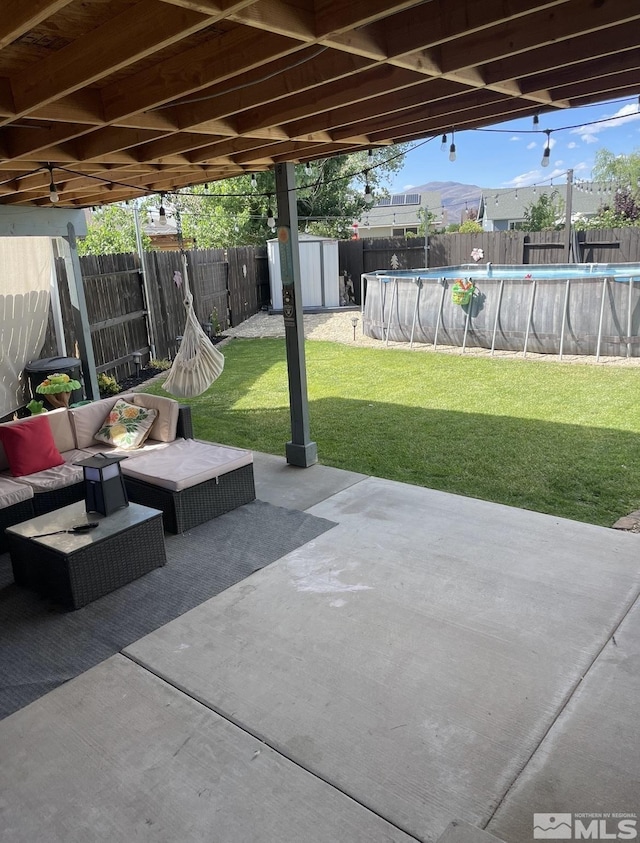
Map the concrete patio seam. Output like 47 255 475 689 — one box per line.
121 649 426 843
301 472 370 512
482 580 640 832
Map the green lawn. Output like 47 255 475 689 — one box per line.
147 338 640 527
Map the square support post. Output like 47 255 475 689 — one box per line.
274 162 317 468
63 222 100 401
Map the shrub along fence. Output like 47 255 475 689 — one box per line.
41 228 640 384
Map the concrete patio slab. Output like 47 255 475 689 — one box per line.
437 821 507 842
123 477 640 842
486 599 640 841
0 654 416 843
253 450 366 510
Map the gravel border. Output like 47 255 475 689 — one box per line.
222 310 640 367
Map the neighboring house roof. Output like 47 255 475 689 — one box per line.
479 182 611 223
359 191 442 230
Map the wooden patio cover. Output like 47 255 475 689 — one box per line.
1 0 639 207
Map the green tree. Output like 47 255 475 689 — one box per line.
78 204 151 255
521 190 564 231
80 145 409 252
592 147 640 191
458 219 483 234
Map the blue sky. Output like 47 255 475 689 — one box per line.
391 96 640 192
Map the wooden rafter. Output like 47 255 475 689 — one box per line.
0 0 638 206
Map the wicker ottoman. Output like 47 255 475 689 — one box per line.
121 439 255 533
6 501 166 609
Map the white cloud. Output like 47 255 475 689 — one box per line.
567 141 578 149
527 141 536 150
570 102 640 144
510 135 520 141
504 170 540 187
548 136 557 149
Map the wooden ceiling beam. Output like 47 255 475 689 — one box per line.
235 65 430 135
366 99 541 144
0 0 75 51
519 50 640 97
9 0 215 117
437 0 640 74
282 78 473 139
163 49 375 130
101 28 301 123
332 91 513 140
3 122 95 159
549 69 640 104
68 127 176 162
482 23 640 87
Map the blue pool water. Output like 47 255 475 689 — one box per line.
367 262 640 282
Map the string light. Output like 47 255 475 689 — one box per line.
541 129 551 167
304 161 312 175
448 129 456 162
48 165 59 203
533 113 539 126
363 171 374 205
440 133 447 151
251 173 257 189
266 198 276 230
158 193 166 223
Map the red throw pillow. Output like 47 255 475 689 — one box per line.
0 415 65 477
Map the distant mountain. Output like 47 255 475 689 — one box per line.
403 181 484 224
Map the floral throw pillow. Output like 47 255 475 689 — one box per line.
94 399 158 450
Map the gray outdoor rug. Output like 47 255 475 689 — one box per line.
0 500 335 720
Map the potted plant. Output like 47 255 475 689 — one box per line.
36 372 82 409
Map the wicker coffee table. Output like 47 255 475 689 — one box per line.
6 501 166 609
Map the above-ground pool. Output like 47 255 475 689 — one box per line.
362 263 640 358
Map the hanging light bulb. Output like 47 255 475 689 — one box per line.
158 194 166 224
304 161 312 176
448 129 456 162
266 201 276 230
533 113 539 126
541 129 551 167
251 173 257 189
364 171 374 205
48 165 59 203
440 133 447 151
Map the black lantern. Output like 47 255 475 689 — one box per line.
77 454 129 516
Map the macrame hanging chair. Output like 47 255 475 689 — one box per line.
163 252 225 398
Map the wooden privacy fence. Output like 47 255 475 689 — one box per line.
42 228 640 383
45 246 269 384
339 228 640 297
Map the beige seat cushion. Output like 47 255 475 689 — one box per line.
132 393 179 442
12 448 92 493
68 394 135 448
0 475 34 506
121 439 252 492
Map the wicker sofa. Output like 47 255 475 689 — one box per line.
0 393 255 550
